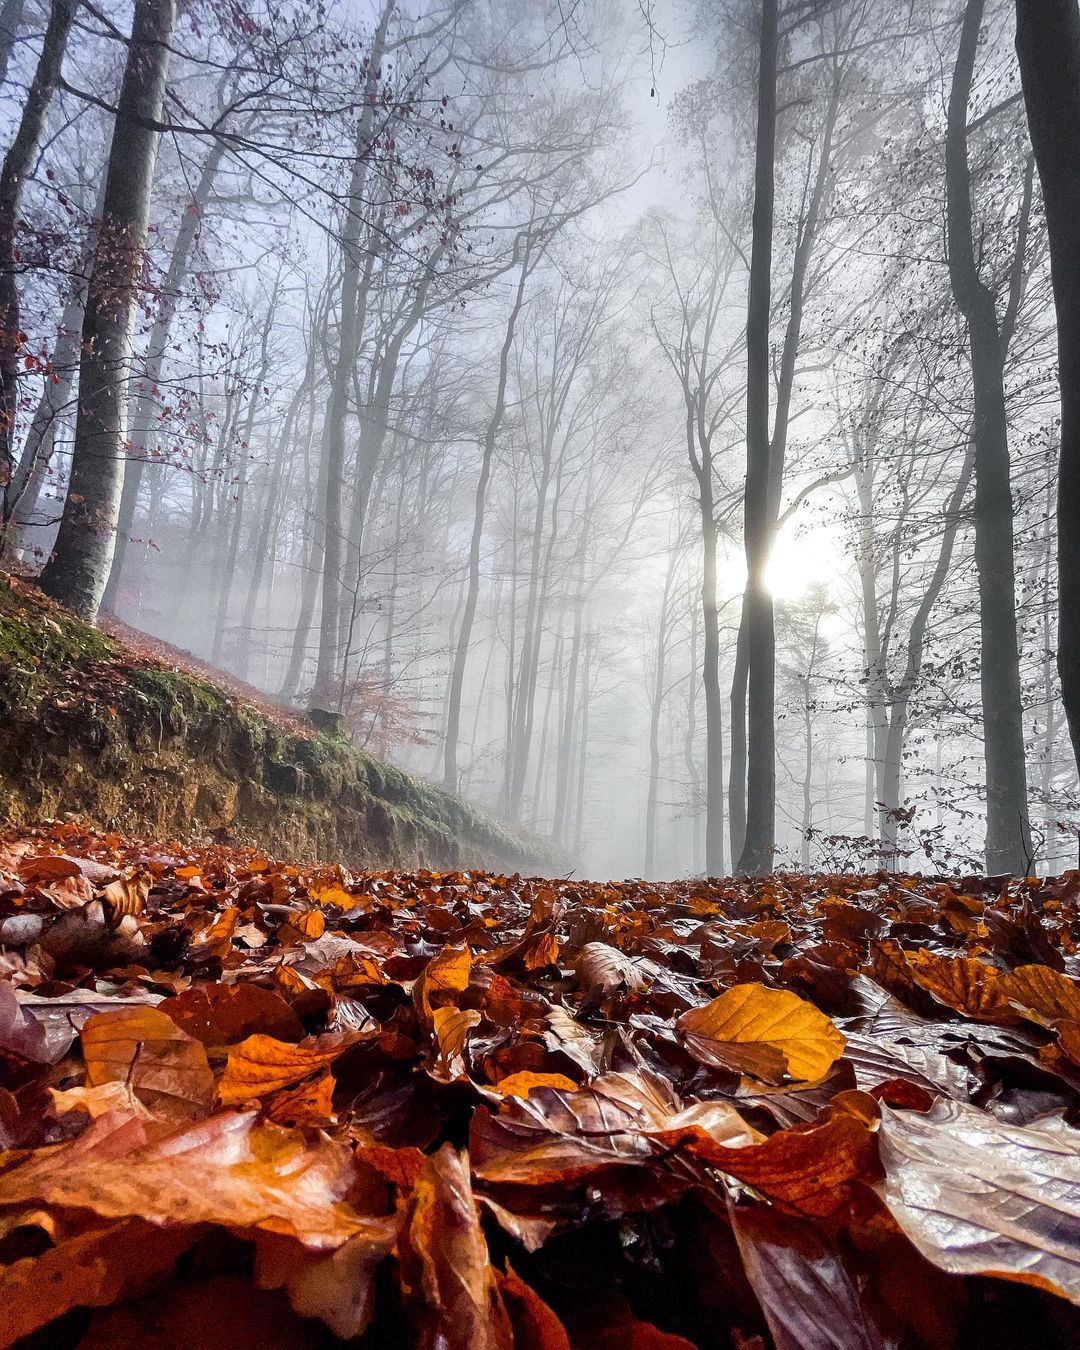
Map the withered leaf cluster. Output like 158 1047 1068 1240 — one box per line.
2 824 1080 1347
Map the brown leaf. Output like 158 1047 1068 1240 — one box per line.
432 1004 482 1078
676 984 845 1084
254 1215 400 1338
497 1265 571 1350
398 1144 513 1350
0 1108 376 1249
1000 964 1080 1027
0 1219 199 1350
654 1097 879 1218
263 1068 336 1128
904 951 1016 1022
573 941 646 1002
217 1031 360 1105
879 1097 1080 1302
159 983 305 1047
81 1006 214 1121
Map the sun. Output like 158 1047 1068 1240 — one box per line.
764 519 840 601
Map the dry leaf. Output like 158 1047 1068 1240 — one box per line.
676 984 845 1084
81 1006 214 1121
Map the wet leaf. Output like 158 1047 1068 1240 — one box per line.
880 1097 1080 1302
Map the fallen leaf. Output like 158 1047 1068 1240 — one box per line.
397 1144 513 1349
81 1006 214 1121
217 1032 360 1105
676 984 845 1084
879 1097 1080 1303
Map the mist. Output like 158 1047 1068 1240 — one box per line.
1 0 1073 880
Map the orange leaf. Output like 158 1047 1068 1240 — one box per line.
264 1068 336 1128
1000 964 1080 1026
492 1072 578 1099
397 1145 513 1349
413 945 472 1026
279 909 326 944
217 1032 360 1105
675 984 845 1084
81 1006 214 1121
0 1109 374 1248
904 951 1015 1022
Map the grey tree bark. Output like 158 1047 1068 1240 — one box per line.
946 0 1032 873
39 0 177 620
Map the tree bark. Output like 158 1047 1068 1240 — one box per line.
737 0 779 876
312 0 392 705
1015 0 1080 825
0 0 77 523
946 0 1032 873
101 136 228 612
39 0 176 620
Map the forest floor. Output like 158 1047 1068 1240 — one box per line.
1 825 1079 1347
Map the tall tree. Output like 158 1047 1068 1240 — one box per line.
945 0 1032 872
738 0 780 875
1014 0 1080 809
0 0 77 531
39 0 177 619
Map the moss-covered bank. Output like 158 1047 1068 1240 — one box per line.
0 576 560 873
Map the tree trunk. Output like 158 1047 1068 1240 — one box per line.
102 136 228 612
312 0 392 705
700 452 725 877
39 0 176 620
443 253 532 791
1015 0 1080 825
737 0 779 876
727 609 748 863
0 0 26 88
0 0 76 523
946 0 1032 873
645 550 678 876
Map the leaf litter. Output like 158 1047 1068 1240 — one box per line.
2 823 1080 1345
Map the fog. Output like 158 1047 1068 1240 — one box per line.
1 0 1073 878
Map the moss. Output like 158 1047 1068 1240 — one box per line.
0 573 562 874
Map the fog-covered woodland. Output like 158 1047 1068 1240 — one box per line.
1 0 1075 879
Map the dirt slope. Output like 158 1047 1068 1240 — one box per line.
0 575 557 873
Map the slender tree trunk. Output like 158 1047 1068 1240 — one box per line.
1015 0 1080 823
700 455 725 876
552 584 583 842
0 0 76 523
0 0 26 88
728 610 748 863
102 137 228 611
279 351 325 701
573 626 593 858
685 595 703 873
645 550 677 876
737 0 779 875
4 269 87 553
443 258 532 791
313 0 391 705
946 0 1031 873
39 0 176 619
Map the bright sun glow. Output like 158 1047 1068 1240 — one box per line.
764 520 841 602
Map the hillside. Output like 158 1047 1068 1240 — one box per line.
0 575 557 874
